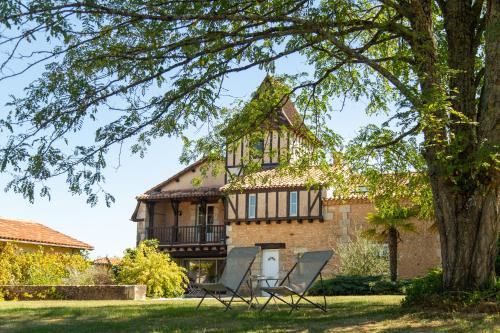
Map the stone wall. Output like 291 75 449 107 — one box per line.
0 285 146 301
228 220 338 278
227 199 442 279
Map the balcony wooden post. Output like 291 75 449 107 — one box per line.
146 202 155 240
171 200 180 244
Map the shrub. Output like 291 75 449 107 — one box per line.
115 240 188 298
0 242 91 286
402 268 443 306
63 266 115 285
308 275 410 296
336 233 389 276
0 243 23 285
403 269 500 311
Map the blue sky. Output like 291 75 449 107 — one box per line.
0 49 386 258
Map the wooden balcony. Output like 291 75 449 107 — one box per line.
147 225 226 246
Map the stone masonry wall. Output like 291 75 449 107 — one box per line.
227 200 441 280
0 285 146 301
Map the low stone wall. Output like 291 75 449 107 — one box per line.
0 285 146 301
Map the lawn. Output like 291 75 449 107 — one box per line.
0 296 498 333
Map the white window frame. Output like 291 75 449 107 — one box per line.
248 194 256 219
289 191 298 217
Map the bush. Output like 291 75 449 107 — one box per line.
0 242 91 286
402 269 500 311
308 275 410 296
402 268 443 306
115 240 188 298
63 266 115 285
336 233 389 276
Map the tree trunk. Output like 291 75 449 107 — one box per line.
430 0 500 291
415 0 500 291
431 180 498 290
388 228 398 282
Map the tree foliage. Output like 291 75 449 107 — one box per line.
0 0 493 204
364 208 417 243
0 0 498 290
115 240 187 298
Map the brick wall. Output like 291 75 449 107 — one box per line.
227 200 441 279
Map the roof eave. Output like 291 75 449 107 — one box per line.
0 238 94 250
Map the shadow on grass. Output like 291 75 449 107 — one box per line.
0 297 498 333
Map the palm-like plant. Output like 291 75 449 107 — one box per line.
363 207 417 282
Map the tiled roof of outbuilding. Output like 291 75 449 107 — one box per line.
0 217 93 250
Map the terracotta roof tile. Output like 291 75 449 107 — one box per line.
137 187 221 200
94 256 122 265
0 217 93 250
221 168 326 191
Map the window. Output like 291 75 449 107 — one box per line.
248 194 256 218
196 204 214 225
206 206 214 225
251 139 265 160
289 191 298 217
252 140 264 154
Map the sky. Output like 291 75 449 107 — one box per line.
0 43 387 259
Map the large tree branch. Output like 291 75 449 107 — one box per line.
318 30 420 106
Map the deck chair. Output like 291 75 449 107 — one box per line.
259 250 333 313
196 246 260 311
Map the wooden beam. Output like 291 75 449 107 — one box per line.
227 195 237 218
297 190 300 216
286 190 290 218
310 190 320 214
240 139 244 163
256 192 259 219
269 130 273 164
255 243 286 250
225 216 323 223
146 202 156 239
232 143 236 166
318 187 323 218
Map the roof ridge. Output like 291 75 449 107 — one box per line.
0 218 93 250
144 158 206 194
0 216 40 224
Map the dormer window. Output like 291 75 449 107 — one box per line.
289 191 298 217
248 194 256 218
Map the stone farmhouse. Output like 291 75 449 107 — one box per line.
131 79 441 287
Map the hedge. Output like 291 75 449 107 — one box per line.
308 275 412 296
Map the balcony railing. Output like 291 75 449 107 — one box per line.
147 225 226 246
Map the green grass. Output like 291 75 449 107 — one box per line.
0 296 498 332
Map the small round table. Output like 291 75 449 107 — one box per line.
251 275 280 307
